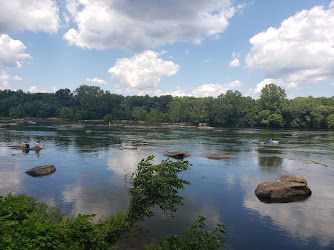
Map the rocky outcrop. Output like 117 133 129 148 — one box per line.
164 150 191 159
25 165 56 177
205 154 231 159
255 174 311 203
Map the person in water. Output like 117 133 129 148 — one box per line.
35 141 46 149
22 141 30 149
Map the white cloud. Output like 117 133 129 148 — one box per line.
331 82 334 86
28 86 47 93
0 0 60 34
0 70 23 90
244 88 253 97
154 89 190 97
51 87 58 92
330 1 334 9
86 77 107 85
63 0 236 51
108 50 180 95
12 75 23 81
246 3 334 83
0 34 31 68
253 79 298 95
192 81 242 97
229 51 240 67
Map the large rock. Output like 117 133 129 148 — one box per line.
25 165 56 177
164 150 191 159
255 174 311 203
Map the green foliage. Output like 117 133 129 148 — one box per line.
74 110 88 121
146 216 226 250
0 84 333 128
126 156 191 222
103 114 113 124
327 114 334 128
9 104 25 118
147 108 168 123
257 83 286 113
268 113 284 127
59 107 73 120
132 106 148 121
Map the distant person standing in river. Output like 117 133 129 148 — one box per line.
22 141 29 149
35 141 46 149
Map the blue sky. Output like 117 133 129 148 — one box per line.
0 0 333 99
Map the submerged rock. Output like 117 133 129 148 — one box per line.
255 174 311 203
25 165 56 177
205 154 231 159
164 150 191 159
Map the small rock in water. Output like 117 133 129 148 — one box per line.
164 150 191 159
205 154 231 159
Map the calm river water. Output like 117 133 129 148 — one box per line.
0 121 334 249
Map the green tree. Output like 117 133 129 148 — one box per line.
59 107 73 120
9 104 25 118
74 110 89 121
257 83 286 114
327 114 334 128
132 107 148 121
103 114 113 124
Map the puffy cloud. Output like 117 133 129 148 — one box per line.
0 0 60 34
154 89 190 97
330 1 334 9
108 50 179 95
192 81 242 97
0 70 23 90
28 86 47 93
246 3 334 83
63 0 236 51
229 51 240 67
12 75 23 81
0 34 31 68
86 77 107 85
252 79 298 96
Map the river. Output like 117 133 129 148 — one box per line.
0 121 333 249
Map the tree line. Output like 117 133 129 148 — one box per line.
1 83 334 129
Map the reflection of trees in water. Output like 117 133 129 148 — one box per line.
73 135 122 149
258 156 283 171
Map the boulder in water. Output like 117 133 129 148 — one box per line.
255 174 311 203
25 165 56 177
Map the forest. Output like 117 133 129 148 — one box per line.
1 83 334 129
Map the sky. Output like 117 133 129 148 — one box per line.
0 0 334 99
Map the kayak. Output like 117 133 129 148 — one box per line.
265 140 279 143
253 141 266 144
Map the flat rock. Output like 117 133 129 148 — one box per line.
255 174 311 203
205 154 231 159
164 150 191 159
25 165 56 177
80 148 97 152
